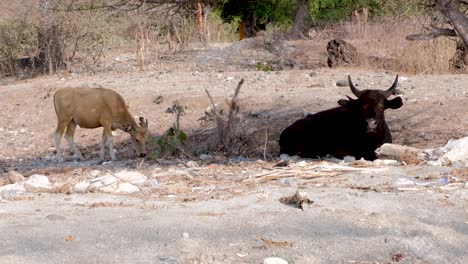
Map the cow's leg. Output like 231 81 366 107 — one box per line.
64 121 85 161
101 121 116 161
54 119 70 162
99 130 106 161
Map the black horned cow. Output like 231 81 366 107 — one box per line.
279 75 403 160
53 87 150 162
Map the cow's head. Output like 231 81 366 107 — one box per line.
338 75 403 134
128 117 150 157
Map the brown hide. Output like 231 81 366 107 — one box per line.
53 88 149 162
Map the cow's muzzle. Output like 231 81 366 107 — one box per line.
366 118 378 132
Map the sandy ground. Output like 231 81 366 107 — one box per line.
0 39 467 263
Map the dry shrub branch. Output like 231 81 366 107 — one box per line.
205 79 246 155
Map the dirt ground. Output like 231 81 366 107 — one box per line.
0 38 467 263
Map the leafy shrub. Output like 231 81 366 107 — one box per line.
149 104 187 158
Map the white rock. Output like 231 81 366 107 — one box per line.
114 183 140 194
94 174 118 186
88 180 103 192
73 181 90 193
199 154 213 160
8 170 25 183
89 170 101 177
99 183 119 193
295 160 307 167
24 174 54 192
182 232 189 239
343 155 356 162
373 159 399 166
0 182 25 193
279 154 300 161
441 137 468 164
264 257 288 264
146 178 159 188
114 171 147 186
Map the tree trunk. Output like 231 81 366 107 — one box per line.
244 12 257 38
290 0 311 38
436 0 468 47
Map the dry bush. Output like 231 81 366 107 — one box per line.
331 14 460 74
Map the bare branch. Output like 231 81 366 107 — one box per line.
406 26 457 41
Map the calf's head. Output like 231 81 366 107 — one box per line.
339 75 403 134
128 117 150 157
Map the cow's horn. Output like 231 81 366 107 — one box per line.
383 75 399 98
348 75 362 97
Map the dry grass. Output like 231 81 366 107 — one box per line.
316 15 461 74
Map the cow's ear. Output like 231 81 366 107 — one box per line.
338 96 354 107
385 97 403 109
338 99 349 107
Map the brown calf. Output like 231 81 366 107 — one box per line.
53 88 149 162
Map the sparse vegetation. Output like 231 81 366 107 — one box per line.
0 0 466 77
149 104 188 158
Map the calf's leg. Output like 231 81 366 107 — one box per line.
100 121 116 161
64 121 85 161
54 119 70 162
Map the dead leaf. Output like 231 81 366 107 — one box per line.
257 237 293 247
279 190 314 210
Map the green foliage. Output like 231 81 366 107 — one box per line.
310 0 381 22
255 62 273 71
219 0 296 28
149 105 187 158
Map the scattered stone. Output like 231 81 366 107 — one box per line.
373 159 399 166
274 160 289 167
46 214 66 221
185 161 199 167
264 257 288 264
295 161 307 167
114 182 140 194
199 154 213 160
308 72 317 77
89 170 101 177
0 183 26 193
8 171 25 184
279 154 300 161
146 178 159 188
279 191 313 210
343 155 356 162
1 189 21 200
182 232 189 239
99 183 119 193
24 174 54 192
73 181 90 193
88 180 103 192
336 79 349 87
277 177 296 186
93 174 118 186
159 257 180 264
114 171 147 186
